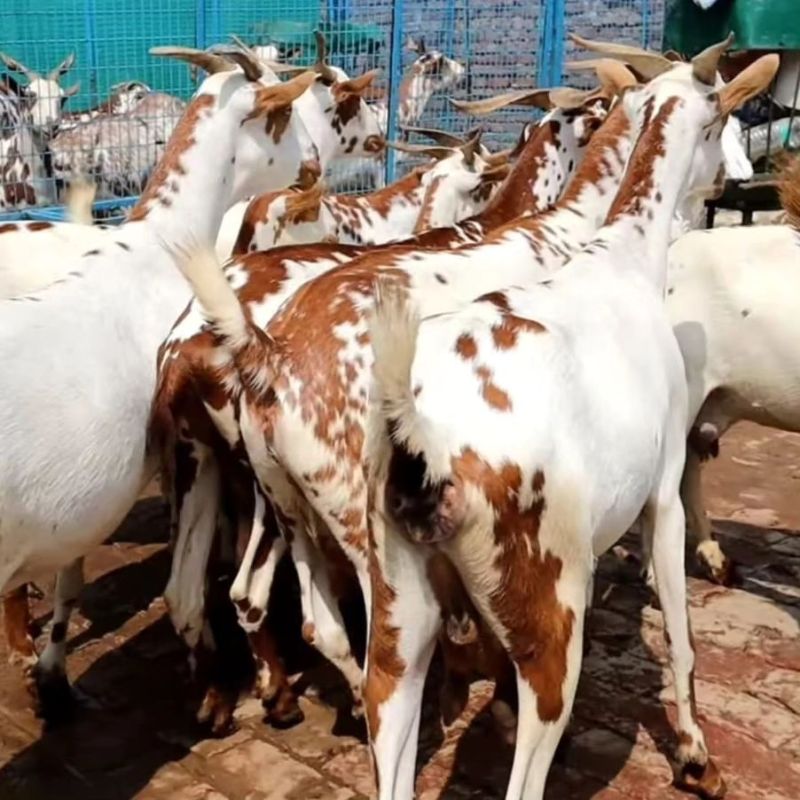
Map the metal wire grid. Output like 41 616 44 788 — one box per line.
0 0 665 220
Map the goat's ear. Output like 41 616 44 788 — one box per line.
246 70 316 121
0 51 32 78
594 59 638 99
150 46 233 75
449 87 553 115
716 53 779 116
49 52 76 80
333 68 380 97
63 82 80 98
691 32 734 86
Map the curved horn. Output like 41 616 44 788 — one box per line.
314 30 338 84
49 52 76 81
568 33 666 61
691 33 735 86
220 47 265 82
482 147 512 167
449 87 554 115
0 52 34 79
149 46 233 75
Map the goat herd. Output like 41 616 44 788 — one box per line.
0 28 796 800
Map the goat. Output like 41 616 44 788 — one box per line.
0 37 383 296
167 63 636 720
0 45 320 722
217 130 509 257
364 47 777 800
150 86 612 731
59 80 151 131
327 35 465 192
50 92 187 200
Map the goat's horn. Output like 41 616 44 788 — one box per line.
149 46 233 75
567 52 671 82
692 33 735 86
49 52 76 81
314 30 338 84
482 147 512 167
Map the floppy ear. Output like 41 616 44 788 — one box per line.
333 69 381 97
150 46 233 76
716 53 780 116
449 87 554 115
245 70 317 122
593 59 638 98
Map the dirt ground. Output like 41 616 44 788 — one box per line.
0 421 798 800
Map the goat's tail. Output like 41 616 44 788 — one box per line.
174 244 275 388
65 179 96 225
779 154 800 231
367 282 465 543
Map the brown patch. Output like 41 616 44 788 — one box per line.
27 221 53 231
490 314 546 349
606 97 679 224
129 94 215 220
413 175 445 234
455 333 478 360
475 365 512 411
301 621 316 644
2 586 35 662
364 539 406 739
779 155 800 230
0 223 18 234
451 449 575 721
233 191 287 254
264 104 292 145
480 291 511 312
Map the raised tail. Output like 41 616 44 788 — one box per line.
65 179 96 225
367 283 465 543
173 243 275 389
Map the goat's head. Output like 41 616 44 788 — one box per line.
0 51 79 136
607 38 778 235
406 36 465 90
109 80 151 114
150 46 320 204
246 31 386 163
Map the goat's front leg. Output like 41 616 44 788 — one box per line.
643 491 726 799
365 530 441 800
34 557 84 721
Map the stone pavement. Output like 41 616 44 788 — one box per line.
0 422 798 799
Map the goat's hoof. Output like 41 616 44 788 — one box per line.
696 548 738 588
440 675 469 727
445 613 479 646
677 757 727 799
196 686 237 737
266 692 305 730
34 669 76 725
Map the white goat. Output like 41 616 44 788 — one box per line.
0 45 320 720
365 51 777 800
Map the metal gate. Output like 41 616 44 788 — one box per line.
0 0 665 221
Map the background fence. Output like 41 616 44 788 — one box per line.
0 0 665 220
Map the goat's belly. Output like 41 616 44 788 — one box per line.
0 450 147 592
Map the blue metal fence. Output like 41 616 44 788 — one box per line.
0 0 665 221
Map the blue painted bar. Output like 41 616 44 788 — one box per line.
84 0 99 95
385 0 406 184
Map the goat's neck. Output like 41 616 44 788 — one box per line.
294 89 336 166
128 93 237 247
398 72 431 126
593 97 701 294
487 106 632 251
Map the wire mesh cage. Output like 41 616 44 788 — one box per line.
0 0 668 222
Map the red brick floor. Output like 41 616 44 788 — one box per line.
0 421 798 799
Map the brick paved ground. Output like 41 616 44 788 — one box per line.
0 421 798 799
